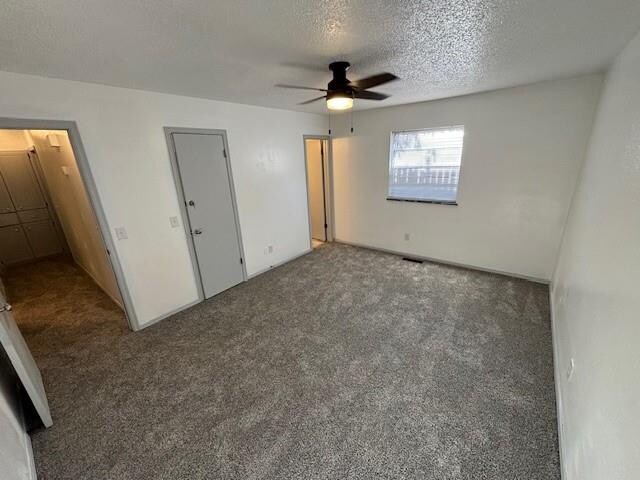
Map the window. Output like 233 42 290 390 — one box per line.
388 126 464 204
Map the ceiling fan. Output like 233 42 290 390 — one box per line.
276 61 398 110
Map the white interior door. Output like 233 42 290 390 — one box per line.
0 290 52 428
306 139 326 241
172 133 244 299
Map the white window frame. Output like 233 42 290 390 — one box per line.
387 125 465 205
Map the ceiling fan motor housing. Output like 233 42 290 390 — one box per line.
328 61 353 96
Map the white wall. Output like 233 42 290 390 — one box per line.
0 71 326 328
551 31 640 480
28 130 123 306
331 75 603 281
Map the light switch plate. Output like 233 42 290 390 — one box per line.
115 227 128 240
169 216 180 228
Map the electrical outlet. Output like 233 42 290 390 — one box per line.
404 233 410 241
115 227 128 240
169 216 180 228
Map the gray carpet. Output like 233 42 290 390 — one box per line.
7 244 560 479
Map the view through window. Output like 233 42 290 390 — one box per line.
388 126 465 203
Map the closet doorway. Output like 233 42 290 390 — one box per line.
0 120 134 340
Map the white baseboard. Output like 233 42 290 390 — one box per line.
549 285 568 479
135 297 202 331
334 238 550 284
135 248 314 331
247 248 313 279
25 433 37 480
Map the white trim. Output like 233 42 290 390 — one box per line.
334 238 550 284
248 248 312 279
25 434 37 480
132 297 202 332
139 248 313 329
549 285 568 479
390 124 466 135
139 247 314 328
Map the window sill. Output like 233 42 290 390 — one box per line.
386 197 458 206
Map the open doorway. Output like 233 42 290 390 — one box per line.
304 136 332 249
0 126 131 359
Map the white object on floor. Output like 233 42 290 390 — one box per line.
0 290 52 428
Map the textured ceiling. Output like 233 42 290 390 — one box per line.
1 0 640 112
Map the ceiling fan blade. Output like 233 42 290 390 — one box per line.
275 84 327 92
353 90 389 101
350 72 398 90
298 95 327 105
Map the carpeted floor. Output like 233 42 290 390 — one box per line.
4 256 128 359
6 244 560 479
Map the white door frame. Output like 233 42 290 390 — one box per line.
303 135 333 247
0 117 138 330
164 127 247 302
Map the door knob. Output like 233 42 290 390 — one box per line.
193 228 202 235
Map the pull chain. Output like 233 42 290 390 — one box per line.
350 108 354 134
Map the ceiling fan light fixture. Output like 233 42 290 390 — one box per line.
326 94 354 111
277 60 397 109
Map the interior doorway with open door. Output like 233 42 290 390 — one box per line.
304 136 332 249
0 124 132 334
165 128 247 301
0 119 136 461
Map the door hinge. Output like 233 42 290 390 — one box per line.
240 257 243 265
324 224 328 228
106 248 111 256
223 149 227 158
0 303 12 313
